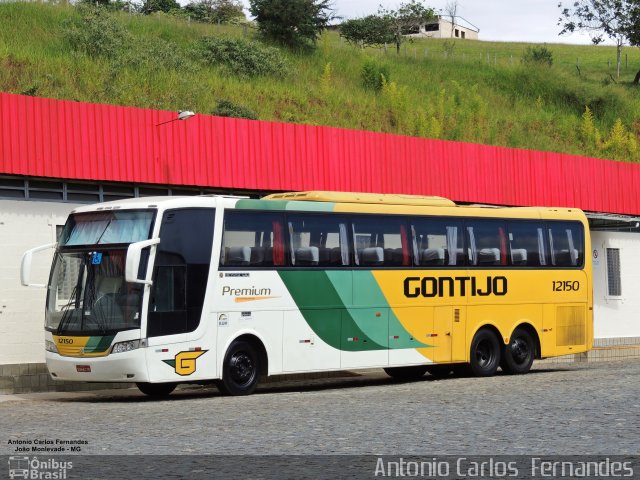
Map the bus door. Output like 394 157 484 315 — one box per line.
145 208 216 382
431 306 467 363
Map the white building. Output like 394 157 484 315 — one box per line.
407 15 480 40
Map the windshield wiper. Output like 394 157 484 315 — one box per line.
57 284 79 335
57 254 87 335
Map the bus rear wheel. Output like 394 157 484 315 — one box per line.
469 329 501 377
136 382 177 397
383 366 428 380
501 328 535 374
217 340 260 396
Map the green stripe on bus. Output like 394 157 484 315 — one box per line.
84 335 115 353
278 271 386 351
352 272 429 349
235 199 335 212
279 271 427 351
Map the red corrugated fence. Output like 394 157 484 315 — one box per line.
1 92 638 215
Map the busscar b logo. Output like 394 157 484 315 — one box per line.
162 350 207 376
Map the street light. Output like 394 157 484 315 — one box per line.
156 110 196 126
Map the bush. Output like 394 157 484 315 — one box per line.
199 37 288 77
184 0 245 24
64 5 132 59
249 0 334 50
361 58 390 92
131 37 194 72
521 45 553 67
212 100 259 120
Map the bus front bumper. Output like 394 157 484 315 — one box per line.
45 349 149 383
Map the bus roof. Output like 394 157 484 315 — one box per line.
263 191 456 207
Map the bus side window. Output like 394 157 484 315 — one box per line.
506 221 548 266
466 220 505 267
287 213 350 267
352 216 409 267
221 211 285 268
411 217 464 267
548 222 584 267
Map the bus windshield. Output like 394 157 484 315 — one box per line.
60 210 154 246
46 250 143 334
47 210 155 334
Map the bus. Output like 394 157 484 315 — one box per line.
21 191 593 397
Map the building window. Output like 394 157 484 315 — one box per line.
0 175 261 204
606 248 622 297
461 31 466 39
455 29 460 38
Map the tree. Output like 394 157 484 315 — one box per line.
378 1 437 54
249 0 335 49
184 0 245 24
627 2 640 83
444 0 458 38
340 15 395 48
558 0 640 80
340 1 435 54
141 0 180 14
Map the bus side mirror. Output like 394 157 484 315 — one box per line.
21 243 57 287
125 238 160 285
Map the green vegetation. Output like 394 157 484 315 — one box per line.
522 45 554 67
199 37 288 77
212 99 259 119
361 58 391 92
1 2 640 162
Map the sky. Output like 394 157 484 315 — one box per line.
239 0 600 45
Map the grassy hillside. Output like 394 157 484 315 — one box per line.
1 2 639 162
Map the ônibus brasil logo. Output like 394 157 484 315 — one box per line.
8 456 72 479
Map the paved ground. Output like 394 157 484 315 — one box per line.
1 360 639 456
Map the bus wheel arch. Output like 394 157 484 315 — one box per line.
234 333 269 376
501 324 538 375
217 334 268 396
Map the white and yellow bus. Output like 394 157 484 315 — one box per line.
21 191 592 396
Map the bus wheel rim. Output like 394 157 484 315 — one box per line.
476 340 494 368
511 337 530 364
230 352 254 385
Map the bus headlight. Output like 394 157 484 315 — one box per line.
111 340 141 354
45 340 58 353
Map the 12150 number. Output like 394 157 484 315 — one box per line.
552 280 580 292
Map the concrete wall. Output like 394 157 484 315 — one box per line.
591 231 640 339
436 19 479 40
0 200 78 365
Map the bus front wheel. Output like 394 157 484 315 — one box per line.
217 340 260 396
136 382 177 397
469 329 501 377
501 328 535 374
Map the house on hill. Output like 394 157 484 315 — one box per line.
406 15 480 40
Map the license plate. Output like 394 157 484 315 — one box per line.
76 365 91 373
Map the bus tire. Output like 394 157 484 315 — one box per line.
501 328 535 374
469 328 501 377
383 365 428 380
426 365 453 379
136 382 177 397
218 340 260 396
